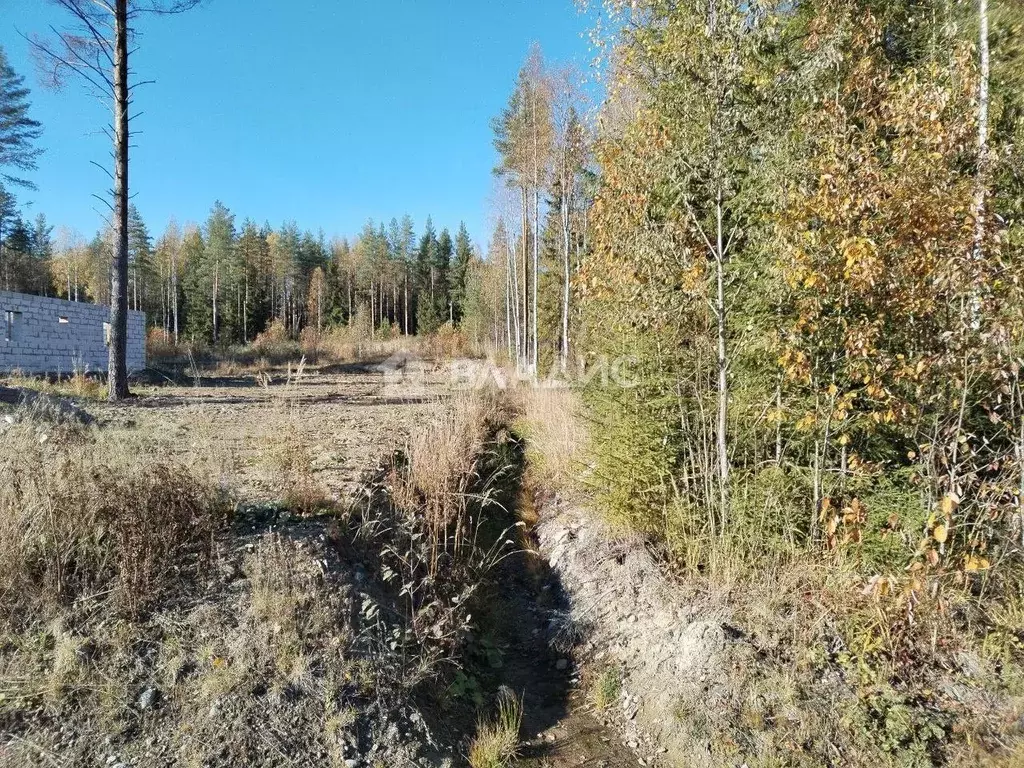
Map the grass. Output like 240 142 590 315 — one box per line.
0 417 223 620
514 386 587 489
343 388 525 691
0 357 531 766
3 365 105 400
590 664 623 710
468 688 522 768
145 318 474 377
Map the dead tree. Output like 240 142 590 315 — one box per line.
30 0 201 401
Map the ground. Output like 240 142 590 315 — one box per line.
1 363 663 768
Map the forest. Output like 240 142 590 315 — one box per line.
2 0 1024 766
0 196 480 346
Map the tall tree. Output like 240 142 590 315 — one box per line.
153 219 182 340
451 222 473 325
0 46 43 190
493 46 553 372
126 204 151 312
31 0 201 400
204 201 236 343
0 186 16 291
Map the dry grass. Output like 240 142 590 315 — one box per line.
515 386 587 488
4 365 105 400
0 419 224 620
0 365 523 766
390 391 517 570
147 319 477 383
468 688 522 768
590 664 623 711
345 389 524 690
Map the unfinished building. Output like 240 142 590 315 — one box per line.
0 290 146 374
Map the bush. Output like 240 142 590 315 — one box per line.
423 322 471 359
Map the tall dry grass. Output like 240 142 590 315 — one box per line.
0 419 224 621
345 389 523 688
514 386 588 489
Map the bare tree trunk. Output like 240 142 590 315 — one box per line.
243 268 249 342
972 0 990 271
505 249 513 361
171 249 179 344
211 260 220 342
510 226 522 366
561 171 571 371
520 187 529 370
774 375 783 465
714 187 729 529
160 260 167 336
107 0 130 400
532 187 540 374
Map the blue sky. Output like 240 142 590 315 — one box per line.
2 1 596 246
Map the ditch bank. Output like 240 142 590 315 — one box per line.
529 492 729 767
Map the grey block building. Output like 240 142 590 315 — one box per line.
0 290 146 374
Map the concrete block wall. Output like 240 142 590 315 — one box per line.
0 290 146 374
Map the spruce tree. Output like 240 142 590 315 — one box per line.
0 46 43 190
451 222 472 325
127 205 152 313
435 228 453 323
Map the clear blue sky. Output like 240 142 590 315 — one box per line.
2 1 596 247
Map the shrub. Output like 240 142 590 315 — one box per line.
146 327 179 363
423 322 471 359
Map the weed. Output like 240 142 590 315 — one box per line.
468 688 522 768
590 664 623 710
0 422 224 620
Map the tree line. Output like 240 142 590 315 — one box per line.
567 0 1024 584
484 45 594 375
3 195 479 346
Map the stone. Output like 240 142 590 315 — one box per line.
137 687 159 711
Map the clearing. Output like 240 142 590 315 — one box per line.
0 362 658 768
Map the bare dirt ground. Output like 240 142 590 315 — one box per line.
80 364 655 768
103 364 445 504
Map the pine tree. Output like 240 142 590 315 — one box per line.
435 228 453 324
0 46 43 190
30 213 54 295
415 217 439 333
203 201 236 343
181 226 207 341
0 185 17 291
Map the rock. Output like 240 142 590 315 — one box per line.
137 687 159 711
